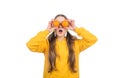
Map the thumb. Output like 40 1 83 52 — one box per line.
65 27 69 30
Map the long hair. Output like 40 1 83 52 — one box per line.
48 14 76 73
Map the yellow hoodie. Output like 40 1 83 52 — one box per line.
26 27 97 78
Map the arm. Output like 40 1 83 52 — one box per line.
26 30 49 53
26 19 57 53
75 27 97 52
66 19 97 53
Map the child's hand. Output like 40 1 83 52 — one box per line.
66 19 76 31
46 19 57 32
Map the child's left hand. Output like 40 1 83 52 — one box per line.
66 19 76 31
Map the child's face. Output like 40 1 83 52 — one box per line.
54 16 67 37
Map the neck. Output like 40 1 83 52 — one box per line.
57 36 65 41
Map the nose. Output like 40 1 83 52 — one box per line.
58 25 62 28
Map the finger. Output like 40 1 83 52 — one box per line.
67 19 72 23
48 21 51 27
54 27 58 29
68 19 73 26
52 27 57 31
50 18 54 21
71 20 74 23
70 20 75 27
65 27 70 30
49 19 54 24
51 19 54 25
71 21 74 26
48 21 52 27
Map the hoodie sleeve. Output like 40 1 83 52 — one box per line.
74 27 97 53
26 30 49 53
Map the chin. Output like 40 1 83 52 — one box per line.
57 34 64 37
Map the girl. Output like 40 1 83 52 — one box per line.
26 14 97 78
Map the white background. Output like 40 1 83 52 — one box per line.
0 0 120 78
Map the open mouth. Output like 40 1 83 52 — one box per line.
59 29 63 32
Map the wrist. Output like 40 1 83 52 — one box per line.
73 26 77 31
46 28 51 33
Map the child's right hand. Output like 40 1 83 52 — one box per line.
46 19 57 32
